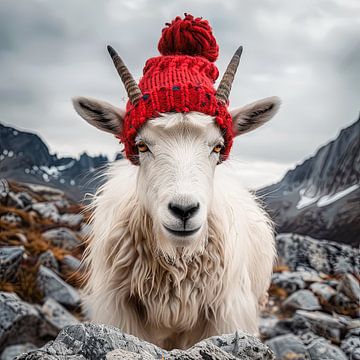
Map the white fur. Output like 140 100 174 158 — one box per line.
82 112 275 350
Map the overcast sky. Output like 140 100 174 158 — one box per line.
1 0 359 188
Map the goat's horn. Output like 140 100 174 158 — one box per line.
216 46 243 104
107 45 142 105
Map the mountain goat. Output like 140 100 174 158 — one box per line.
73 14 279 350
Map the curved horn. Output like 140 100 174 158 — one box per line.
107 45 142 105
216 46 243 104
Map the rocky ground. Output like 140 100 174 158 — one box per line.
0 178 359 359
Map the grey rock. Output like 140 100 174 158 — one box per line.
341 328 360 360
266 334 310 360
37 266 81 308
338 273 360 304
0 246 25 281
331 292 359 316
309 282 336 302
31 203 60 222
61 255 81 273
260 317 293 339
1 343 37 360
16 323 275 360
283 290 321 311
307 337 347 360
8 192 33 209
0 212 22 226
60 213 83 228
276 233 360 275
0 179 10 203
38 251 59 273
292 310 346 343
271 272 305 294
39 298 79 337
42 228 80 251
0 292 48 351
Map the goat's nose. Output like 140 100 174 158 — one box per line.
168 202 200 221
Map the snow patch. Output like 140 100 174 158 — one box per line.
296 188 318 210
317 184 359 207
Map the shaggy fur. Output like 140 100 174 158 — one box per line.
83 134 275 349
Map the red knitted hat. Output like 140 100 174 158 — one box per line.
116 14 236 165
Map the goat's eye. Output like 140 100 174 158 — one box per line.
137 141 149 153
212 144 223 154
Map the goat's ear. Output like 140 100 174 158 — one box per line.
72 96 125 135
230 96 280 137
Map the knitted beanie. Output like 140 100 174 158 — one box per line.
118 14 234 165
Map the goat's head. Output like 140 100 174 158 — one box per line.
73 14 280 254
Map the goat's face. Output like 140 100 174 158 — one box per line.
136 112 221 247
73 96 280 251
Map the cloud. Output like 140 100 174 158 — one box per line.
0 0 358 186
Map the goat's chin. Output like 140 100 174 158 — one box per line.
153 222 207 260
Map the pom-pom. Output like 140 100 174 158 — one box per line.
158 13 219 62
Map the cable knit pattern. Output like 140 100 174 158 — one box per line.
119 14 234 165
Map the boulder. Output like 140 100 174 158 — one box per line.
0 246 25 281
282 290 321 311
337 273 360 304
60 213 83 228
61 255 82 273
271 272 305 294
0 212 22 226
37 266 81 308
259 316 293 339
0 292 46 351
266 334 309 360
1 343 37 360
341 327 360 360
0 179 10 204
276 233 360 275
31 203 60 222
307 337 347 360
42 228 80 251
309 282 336 303
8 192 33 209
292 310 346 343
16 324 275 360
39 298 79 337
38 251 59 273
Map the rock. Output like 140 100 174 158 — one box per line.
7 192 33 209
307 337 347 360
38 251 59 273
276 234 360 275
42 228 80 251
341 328 360 360
309 282 336 302
0 179 10 204
60 213 83 228
1 343 37 360
283 290 321 311
266 334 310 360
271 272 305 294
61 255 81 273
0 212 22 226
37 266 81 308
39 298 79 337
337 273 360 303
259 317 293 340
292 310 346 343
16 324 275 360
331 292 359 317
0 292 48 351
31 203 60 222
0 246 25 281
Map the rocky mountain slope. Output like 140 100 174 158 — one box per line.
0 178 359 359
259 118 360 246
0 123 122 201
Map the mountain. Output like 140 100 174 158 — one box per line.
259 118 360 246
0 123 121 200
